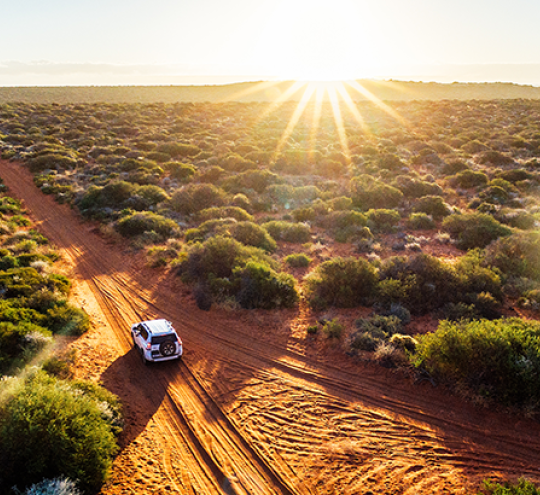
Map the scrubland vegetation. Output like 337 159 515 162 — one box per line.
0 186 121 494
3 93 540 491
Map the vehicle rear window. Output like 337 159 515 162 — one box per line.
151 334 176 345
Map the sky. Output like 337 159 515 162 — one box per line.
2 0 540 86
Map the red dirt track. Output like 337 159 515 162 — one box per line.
2 158 540 494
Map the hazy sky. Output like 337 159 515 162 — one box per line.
2 0 540 85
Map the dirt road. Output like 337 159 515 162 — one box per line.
2 158 539 495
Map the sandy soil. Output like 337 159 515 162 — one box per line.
2 158 540 495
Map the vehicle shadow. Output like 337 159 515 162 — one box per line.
100 346 174 451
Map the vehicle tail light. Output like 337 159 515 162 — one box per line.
177 337 182 345
146 343 152 350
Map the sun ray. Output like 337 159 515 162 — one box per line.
273 83 316 160
335 82 371 135
218 80 284 103
345 80 408 127
254 81 307 125
368 79 418 98
309 83 325 159
328 83 351 163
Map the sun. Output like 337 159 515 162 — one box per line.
253 0 381 82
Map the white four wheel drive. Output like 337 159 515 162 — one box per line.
131 319 183 365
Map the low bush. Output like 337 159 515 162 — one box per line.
28 153 78 173
262 220 311 243
479 478 540 495
116 211 179 239
349 315 402 352
163 161 196 181
407 212 435 230
478 150 515 166
378 252 503 316
366 209 400 233
170 183 226 215
350 174 403 209
305 257 378 309
413 195 452 220
379 254 459 314
320 210 368 242
442 213 512 250
197 206 253 223
496 209 536 230
137 185 169 206
322 318 344 339
284 253 311 268
221 169 283 194
235 261 298 309
179 235 275 282
0 371 121 494
485 232 540 281
413 318 540 408
230 221 277 252
266 184 321 207
395 175 442 198
450 169 489 188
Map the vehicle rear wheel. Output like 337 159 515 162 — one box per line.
160 341 175 356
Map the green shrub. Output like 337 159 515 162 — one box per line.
442 160 469 175
0 372 121 494
478 150 515 166
170 183 226 215
320 210 368 242
377 153 405 171
157 142 201 158
262 220 311 243
496 209 536 230
395 175 442 198
349 330 381 351
442 213 512 250
221 169 282 194
145 151 170 163
78 181 139 212
414 318 540 407
322 318 344 339
307 324 318 335
350 174 403 209
305 257 378 308
179 235 274 282
284 253 311 268
197 206 253 223
137 185 169 206
0 321 51 374
349 314 402 352
230 221 276 252
413 195 452 220
485 232 540 281
164 161 196 181
46 304 90 336
451 169 489 188
0 196 22 214
366 209 400 233
266 184 321 207
235 261 298 309
407 212 435 230
379 254 460 314
479 478 540 495
28 153 78 173
116 211 179 239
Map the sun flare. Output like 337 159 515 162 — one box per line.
228 79 409 168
